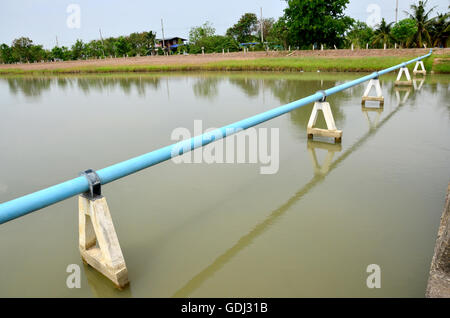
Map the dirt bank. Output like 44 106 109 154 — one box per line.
0 48 447 71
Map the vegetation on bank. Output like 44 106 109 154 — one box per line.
1 54 448 75
0 0 448 64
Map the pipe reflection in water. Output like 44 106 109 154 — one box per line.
172 94 410 297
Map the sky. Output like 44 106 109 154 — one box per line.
0 0 448 49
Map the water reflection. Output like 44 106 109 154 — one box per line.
362 107 383 130
6 77 51 98
229 78 260 97
4 76 162 98
172 93 409 297
307 141 342 176
394 87 412 105
413 78 425 91
193 77 220 99
83 264 132 298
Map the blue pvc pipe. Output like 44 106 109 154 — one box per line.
0 49 432 224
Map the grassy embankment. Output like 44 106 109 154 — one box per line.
0 55 448 75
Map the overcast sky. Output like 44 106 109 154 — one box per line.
0 0 448 48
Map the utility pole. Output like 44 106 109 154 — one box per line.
99 28 105 57
260 7 264 44
161 18 166 54
55 36 59 47
395 0 399 23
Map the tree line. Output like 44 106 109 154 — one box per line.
0 0 448 64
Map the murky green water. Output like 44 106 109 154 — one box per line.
0 72 449 297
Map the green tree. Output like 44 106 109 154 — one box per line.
257 18 275 43
430 12 449 47
103 37 117 56
0 44 15 63
86 40 105 58
346 21 374 48
189 22 215 44
281 0 354 49
226 13 259 43
71 39 86 59
29 44 47 62
51 46 71 61
269 17 289 49
404 0 435 48
391 18 418 47
114 36 130 56
144 31 157 55
371 18 394 48
11 37 33 62
189 35 239 54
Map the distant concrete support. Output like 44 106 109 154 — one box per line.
395 66 412 86
361 78 384 106
413 60 427 76
426 183 450 298
307 100 342 143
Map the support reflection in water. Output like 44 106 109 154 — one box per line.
362 106 383 130
413 78 425 91
82 263 132 298
395 87 412 105
307 140 342 176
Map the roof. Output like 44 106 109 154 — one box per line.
239 42 259 46
157 37 187 42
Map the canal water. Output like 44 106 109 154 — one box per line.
0 72 449 297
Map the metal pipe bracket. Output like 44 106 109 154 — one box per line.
80 169 102 199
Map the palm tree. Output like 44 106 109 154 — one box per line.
404 0 436 48
372 19 394 48
430 12 449 48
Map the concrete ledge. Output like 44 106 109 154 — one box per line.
362 96 384 103
394 80 413 86
426 183 450 298
307 127 342 139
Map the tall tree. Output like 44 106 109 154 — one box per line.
430 12 449 47
391 19 418 47
71 39 86 59
346 21 374 48
11 37 33 62
257 18 275 43
114 36 130 56
404 0 435 47
144 31 157 54
189 22 215 44
0 44 14 63
281 0 354 48
269 17 289 49
371 18 394 47
226 13 259 43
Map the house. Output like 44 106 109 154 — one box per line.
156 37 187 51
